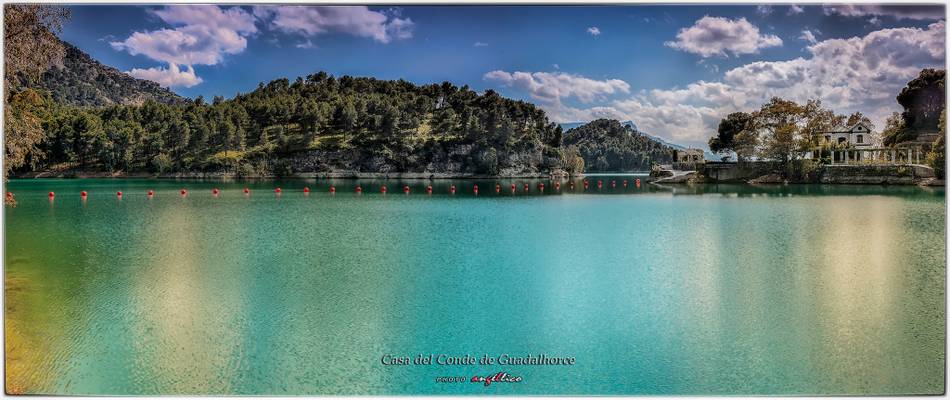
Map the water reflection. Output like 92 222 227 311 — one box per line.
4 179 945 395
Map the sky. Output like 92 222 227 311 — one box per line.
60 4 946 149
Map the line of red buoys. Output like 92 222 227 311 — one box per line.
19 180 644 205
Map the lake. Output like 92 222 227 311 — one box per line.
4 178 945 395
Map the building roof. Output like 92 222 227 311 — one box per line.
824 122 872 134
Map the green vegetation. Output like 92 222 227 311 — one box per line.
708 97 872 164
4 6 678 178
885 69 945 146
17 73 584 176
562 119 673 172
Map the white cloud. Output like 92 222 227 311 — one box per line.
254 6 414 44
111 5 258 88
798 29 818 44
756 5 773 16
587 26 601 36
473 41 488 47
483 70 630 105
823 5 945 20
664 16 783 57
296 39 316 49
490 21 945 149
788 5 805 15
111 5 257 66
127 63 202 88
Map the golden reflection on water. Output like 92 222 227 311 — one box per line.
127 204 243 394
814 197 902 393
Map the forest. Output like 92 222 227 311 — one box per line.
563 119 674 171
22 75 581 177
2 5 690 177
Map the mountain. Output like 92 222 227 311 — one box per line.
12 40 186 107
559 120 716 161
562 119 674 172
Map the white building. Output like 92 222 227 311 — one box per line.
823 122 873 147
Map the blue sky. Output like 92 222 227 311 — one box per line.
60 4 945 148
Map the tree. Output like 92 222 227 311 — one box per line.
709 112 753 156
926 107 945 178
3 4 69 178
882 112 906 147
896 69 945 132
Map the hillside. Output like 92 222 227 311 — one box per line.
563 119 674 171
25 72 583 177
12 40 185 107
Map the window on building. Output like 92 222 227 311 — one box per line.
856 135 863 143
838 137 847 144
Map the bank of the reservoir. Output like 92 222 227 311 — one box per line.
655 161 943 186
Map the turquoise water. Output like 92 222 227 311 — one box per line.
4 178 946 395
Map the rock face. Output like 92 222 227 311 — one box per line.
819 164 935 184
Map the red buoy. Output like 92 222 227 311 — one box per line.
243 187 250 194
539 182 545 190
555 182 561 191
623 179 628 188
303 187 310 193
611 180 616 188
48 192 55 198
597 180 603 189
381 185 387 194
495 184 501 193
450 185 456 194
148 190 154 197
116 191 123 197
523 183 529 192
330 186 336 193
355 186 362 194
180 189 187 196
635 178 641 187
426 185 433 194
212 188 220 196
510 183 516 192
583 180 589 189
81 191 88 197
275 187 282 194
403 185 410 194
473 184 479 194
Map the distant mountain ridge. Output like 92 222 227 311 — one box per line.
562 119 674 172
12 40 186 107
559 120 716 160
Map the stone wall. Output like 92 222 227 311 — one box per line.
702 162 779 182
701 161 937 185
819 164 934 184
